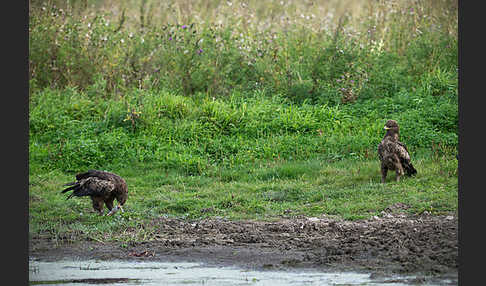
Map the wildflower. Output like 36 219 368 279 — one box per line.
169 36 172 41
197 49 203 55
410 7 414 13
182 25 188 29
350 80 354 84
120 38 124 43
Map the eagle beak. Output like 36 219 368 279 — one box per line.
384 126 390 130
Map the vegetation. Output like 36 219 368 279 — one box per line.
29 0 457 242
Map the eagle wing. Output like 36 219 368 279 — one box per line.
395 141 411 162
61 177 115 200
75 170 113 181
396 140 417 176
378 137 417 176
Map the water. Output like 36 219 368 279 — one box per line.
29 259 457 285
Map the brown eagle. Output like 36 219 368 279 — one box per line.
61 170 128 216
377 120 417 183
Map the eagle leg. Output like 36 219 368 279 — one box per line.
381 165 388 183
91 197 104 216
392 154 405 182
394 164 405 182
105 198 115 213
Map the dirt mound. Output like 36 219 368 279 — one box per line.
30 213 458 276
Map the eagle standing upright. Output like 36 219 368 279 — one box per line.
377 120 417 183
61 170 128 216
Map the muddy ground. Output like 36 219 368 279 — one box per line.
30 206 458 279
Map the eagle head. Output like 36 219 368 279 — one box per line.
383 120 399 132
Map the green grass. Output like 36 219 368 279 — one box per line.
29 154 458 242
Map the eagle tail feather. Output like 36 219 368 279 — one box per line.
403 161 417 176
63 181 77 187
61 184 78 193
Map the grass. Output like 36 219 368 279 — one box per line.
29 154 458 243
29 0 457 243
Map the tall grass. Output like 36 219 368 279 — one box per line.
29 0 457 102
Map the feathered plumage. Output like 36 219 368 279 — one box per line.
61 170 128 216
377 120 417 183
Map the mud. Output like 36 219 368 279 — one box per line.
29 210 458 278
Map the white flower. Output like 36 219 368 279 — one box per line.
121 39 124 43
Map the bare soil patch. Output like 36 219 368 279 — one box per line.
30 212 458 277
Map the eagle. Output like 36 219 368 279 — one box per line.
61 170 128 216
377 120 417 183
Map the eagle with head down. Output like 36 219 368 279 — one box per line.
61 170 128 216
377 120 417 183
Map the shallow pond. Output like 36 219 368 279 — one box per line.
29 259 457 285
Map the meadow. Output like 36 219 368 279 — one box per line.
29 0 457 242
